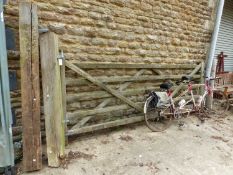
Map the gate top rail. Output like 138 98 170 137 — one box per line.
69 61 198 69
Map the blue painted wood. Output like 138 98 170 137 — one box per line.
0 1 14 167
6 27 16 50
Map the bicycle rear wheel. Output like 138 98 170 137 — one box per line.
144 97 172 132
212 90 229 117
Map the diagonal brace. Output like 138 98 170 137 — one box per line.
65 61 143 114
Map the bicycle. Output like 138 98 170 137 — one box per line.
144 76 230 132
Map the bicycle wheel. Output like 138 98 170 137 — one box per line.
212 90 229 117
144 97 172 132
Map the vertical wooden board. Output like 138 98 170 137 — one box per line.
40 32 65 167
31 3 42 168
19 1 42 171
60 57 68 145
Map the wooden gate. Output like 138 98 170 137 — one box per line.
64 61 204 136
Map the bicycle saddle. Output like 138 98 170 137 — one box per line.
160 82 173 90
181 75 193 81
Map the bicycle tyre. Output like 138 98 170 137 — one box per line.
144 97 172 132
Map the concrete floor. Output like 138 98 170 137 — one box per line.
29 114 233 175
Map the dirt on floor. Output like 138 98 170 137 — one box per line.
25 113 233 175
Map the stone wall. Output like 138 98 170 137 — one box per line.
4 0 217 129
6 0 217 63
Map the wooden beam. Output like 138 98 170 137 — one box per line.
67 116 144 136
71 117 92 130
70 61 197 69
67 82 204 104
40 32 65 167
60 54 68 145
19 2 42 171
70 69 146 129
67 86 157 103
67 104 139 124
65 61 143 112
66 74 201 86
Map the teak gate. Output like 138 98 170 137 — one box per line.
64 61 204 136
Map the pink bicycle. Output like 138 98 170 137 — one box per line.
144 76 229 132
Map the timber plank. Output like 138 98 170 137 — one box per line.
60 54 68 145
65 61 143 112
67 116 144 136
67 86 157 103
19 2 42 171
40 32 65 167
70 61 197 69
70 69 146 129
66 74 201 86
67 83 204 104
67 104 133 124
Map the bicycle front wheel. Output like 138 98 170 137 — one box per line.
144 97 172 132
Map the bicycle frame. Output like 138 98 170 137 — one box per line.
157 80 213 118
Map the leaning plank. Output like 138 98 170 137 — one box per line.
65 61 143 112
172 63 202 97
19 2 42 171
40 32 65 167
66 74 201 86
67 116 144 136
70 61 196 69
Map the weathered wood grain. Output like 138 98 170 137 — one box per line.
66 61 143 112
60 54 68 144
70 61 197 69
67 86 157 103
19 2 42 171
67 116 144 136
40 32 65 167
66 74 201 86
70 69 146 129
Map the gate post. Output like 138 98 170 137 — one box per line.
19 1 42 171
40 32 65 167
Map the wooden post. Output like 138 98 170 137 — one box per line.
19 2 42 171
40 32 65 167
59 51 68 145
65 61 143 112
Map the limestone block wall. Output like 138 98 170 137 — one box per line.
4 0 217 128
